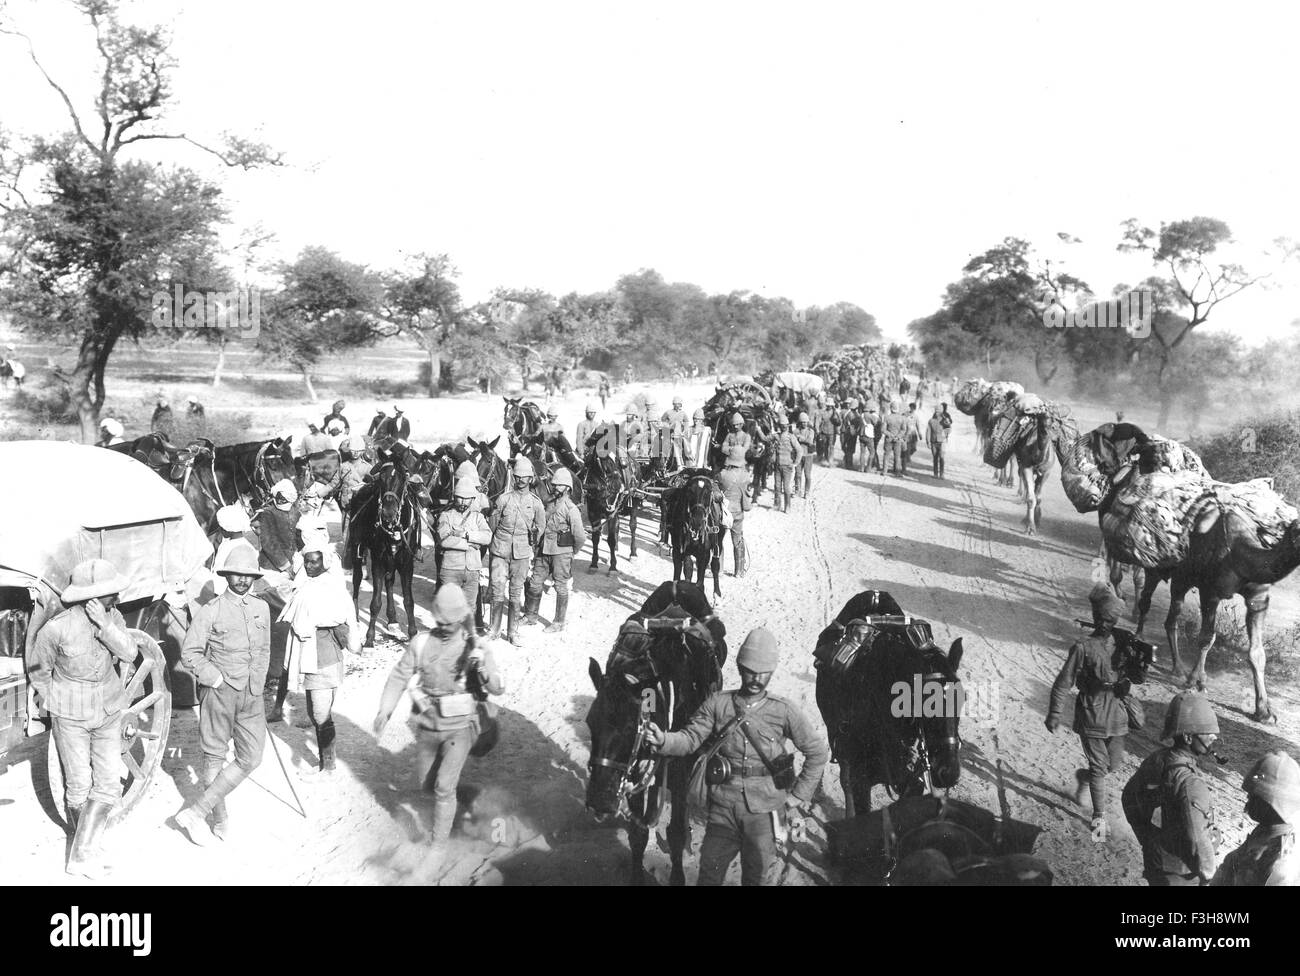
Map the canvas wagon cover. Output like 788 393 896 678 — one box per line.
0 441 213 603
774 371 825 398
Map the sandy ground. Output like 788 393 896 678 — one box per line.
2 374 1298 886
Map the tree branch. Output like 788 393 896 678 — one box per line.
0 26 98 156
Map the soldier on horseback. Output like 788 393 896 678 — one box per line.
645 628 828 886
522 468 587 634
575 402 600 453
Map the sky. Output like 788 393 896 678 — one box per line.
2 0 1298 343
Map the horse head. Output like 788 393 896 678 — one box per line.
910 630 964 790
585 650 668 822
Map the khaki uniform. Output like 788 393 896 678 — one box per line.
488 487 545 604
1123 746 1221 885
378 627 504 843
771 431 802 509
1212 825 1300 886
718 466 750 575
661 690 828 885
529 494 588 597
882 411 908 473
575 418 600 453
30 606 138 808
662 408 689 465
793 424 816 496
437 506 493 610
1049 633 1129 817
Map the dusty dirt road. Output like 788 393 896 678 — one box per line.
3 380 1297 885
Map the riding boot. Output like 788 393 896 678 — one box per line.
316 718 338 773
544 593 569 633
176 764 249 847
487 602 505 640
66 804 82 835
204 756 229 839
66 799 112 879
507 602 523 646
266 668 290 724
521 590 542 627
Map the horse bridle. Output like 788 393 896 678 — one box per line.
591 663 675 829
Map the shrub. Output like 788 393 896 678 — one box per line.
1191 411 1300 502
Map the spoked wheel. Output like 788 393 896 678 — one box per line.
47 630 172 827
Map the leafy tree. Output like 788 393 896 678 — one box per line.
258 247 383 402
0 0 279 441
1117 217 1297 427
381 253 466 397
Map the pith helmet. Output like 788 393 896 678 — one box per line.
730 412 744 426
692 408 705 422
547 406 559 418
798 412 809 423
216 543 264 578
552 467 573 489
672 396 683 407
454 478 478 499
62 559 130 603
1162 691 1219 740
455 460 480 484
1242 751 1300 823
737 627 779 672
512 456 535 478
432 585 469 624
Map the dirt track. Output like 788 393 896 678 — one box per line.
3 379 1298 885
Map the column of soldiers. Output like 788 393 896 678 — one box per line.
1047 580 1300 885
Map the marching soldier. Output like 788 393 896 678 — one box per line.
719 413 752 578
645 628 829 886
926 403 951 479
1122 691 1222 885
858 400 879 473
881 401 909 475
1046 583 1132 832
438 478 493 613
374 586 505 876
903 402 924 468
792 412 816 498
839 399 861 470
770 416 803 513
817 399 839 466
487 456 546 645
662 395 690 467
1212 751 1300 886
522 468 587 633
575 402 600 454
30 559 139 877
175 544 272 846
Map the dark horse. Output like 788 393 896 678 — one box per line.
109 435 239 545
582 424 641 573
347 461 431 645
814 590 965 819
585 581 727 885
662 469 723 600
213 438 298 510
501 397 584 505
466 435 509 511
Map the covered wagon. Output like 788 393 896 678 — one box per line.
0 441 212 823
